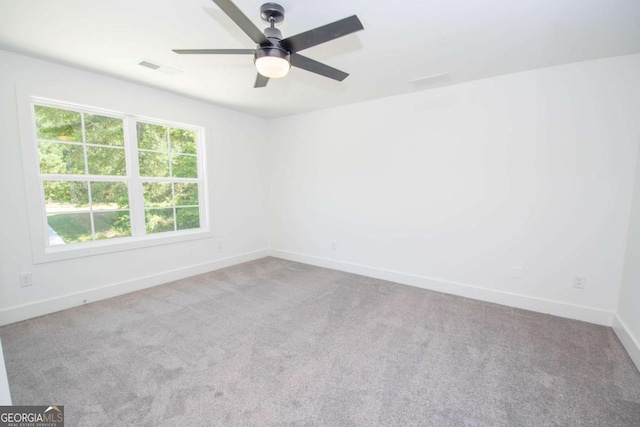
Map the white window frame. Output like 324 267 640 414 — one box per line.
18 95 212 264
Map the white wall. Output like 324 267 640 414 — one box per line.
269 54 640 325
0 50 270 324
2 49 639 332
615 144 640 369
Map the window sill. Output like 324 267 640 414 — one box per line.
33 229 215 264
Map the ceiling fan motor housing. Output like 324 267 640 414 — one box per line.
263 27 282 39
256 17 289 68
254 45 290 64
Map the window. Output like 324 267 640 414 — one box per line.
137 123 201 234
31 100 207 253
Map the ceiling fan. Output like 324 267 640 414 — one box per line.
173 0 364 88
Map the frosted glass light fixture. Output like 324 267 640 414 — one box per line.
254 47 290 78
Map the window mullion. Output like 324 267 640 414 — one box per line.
87 181 96 240
172 183 177 231
40 173 129 182
81 113 97 241
126 119 146 237
196 129 208 231
167 128 177 231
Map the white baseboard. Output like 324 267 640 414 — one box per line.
269 249 614 326
0 249 269 327
612 315 640 371
0 246 618 329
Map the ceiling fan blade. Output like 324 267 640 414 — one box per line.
211 0 270 45
290 54 349 81
254 73 269 88
281 15 363 54
173 49 255 54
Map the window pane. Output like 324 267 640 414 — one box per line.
142 182 173 207
170 128 196 154
176 207 200 230
94 211 131 240
38 142 85 174
145 208 175 234
137 123 167 151
35 105 82 142
47 212 92 244
87 146 126 176
174 183 199 206
91 182 129 209
171 155 197 178
139 151 169 177
43 180 89 212
85 114 124 146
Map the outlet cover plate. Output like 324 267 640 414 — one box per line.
573 275 586 289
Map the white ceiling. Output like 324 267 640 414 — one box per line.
1 0 639 118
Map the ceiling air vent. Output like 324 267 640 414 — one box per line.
138 59 182 76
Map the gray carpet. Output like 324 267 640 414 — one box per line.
1 257 639 426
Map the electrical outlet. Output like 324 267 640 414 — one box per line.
217 239 223 249
512 266 523 279
19 273 33 287
573 275 586 289
331 241 337 250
